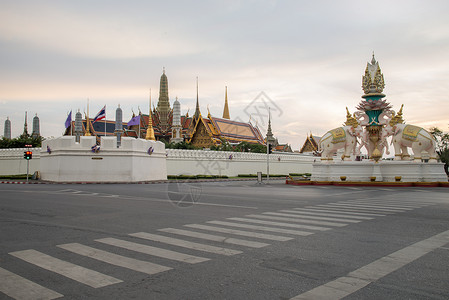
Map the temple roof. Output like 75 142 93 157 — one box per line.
299 133 321 153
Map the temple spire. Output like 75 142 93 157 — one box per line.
194 76 200 119
266 108 275 145
23 111 28 136
146 89 155 140
157 68 170 133
222 86 230 119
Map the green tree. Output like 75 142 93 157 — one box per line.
164 140 198 150
430 127 449 175
0 135 43 149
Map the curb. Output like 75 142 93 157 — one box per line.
286 179 449 188
0 178 282 185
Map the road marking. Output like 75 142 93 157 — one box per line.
290 229 449 300
57 243 171 275
248 214 348 227
9 249 122 288
316 204 402 213
0 266 63 300
336 201 421 209
129 232 242 256
96 238 209 264
229 217 330 231
279 210 373 220
207 220 313 236
158 228 269 248
340 200 425 208
263 212 361 223
184 224 293 241
331 203 413 211
294 208 386 217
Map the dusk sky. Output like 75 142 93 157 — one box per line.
1 0 449 149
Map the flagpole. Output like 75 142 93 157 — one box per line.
104 105 106 137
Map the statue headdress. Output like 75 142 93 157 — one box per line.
344 107 359 128
389 104 404 126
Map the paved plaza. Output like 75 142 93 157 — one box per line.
0 181 448 299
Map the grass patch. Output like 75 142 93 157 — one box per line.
237 174 287 178
0 174 29 179
167 175 229 180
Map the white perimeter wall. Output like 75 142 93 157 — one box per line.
0 148 41 175
0 147 316 178
166 149 315 176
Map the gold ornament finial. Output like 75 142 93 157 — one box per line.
85 99 91 136
389 104 405 126
344 107 359 128
145 89 155 140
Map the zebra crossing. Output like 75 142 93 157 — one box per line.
1 196 437 299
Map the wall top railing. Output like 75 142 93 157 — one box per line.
166 149 315 161
0 147 42 158
0 147 317 162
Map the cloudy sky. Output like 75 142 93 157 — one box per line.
1 0 448 149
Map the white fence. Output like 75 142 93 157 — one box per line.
0 147 315 177
0 148 41 175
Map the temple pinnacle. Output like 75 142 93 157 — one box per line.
222 86 230 119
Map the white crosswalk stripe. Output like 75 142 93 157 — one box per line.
228 217 330 231
184 224 293 241
9 249 122 288
57 243 172 275
315 204 402 213
247 214 348 227
339 201 426 208
207 220 313 236
0 266 63 300
323 203 412 211
158 228 269 248
279 210 374 220
263 212 361 223
336 201 421 209
129 232 242 256
96 237 209 264
293 207 386 217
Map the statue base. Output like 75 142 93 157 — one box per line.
311 160 447 182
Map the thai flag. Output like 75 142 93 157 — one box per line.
92 105 106 123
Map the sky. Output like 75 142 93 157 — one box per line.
1 0 449 150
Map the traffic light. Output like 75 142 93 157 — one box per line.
24 151 32 160
268 144 273 154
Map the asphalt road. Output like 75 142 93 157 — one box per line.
0 180 448 299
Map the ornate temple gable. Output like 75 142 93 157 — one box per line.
189 115 216 148
299 133 321 153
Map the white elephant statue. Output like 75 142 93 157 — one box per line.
381 123 438 162
318 126 363 161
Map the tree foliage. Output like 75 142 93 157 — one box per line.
0 134 43 149
164 140 198 150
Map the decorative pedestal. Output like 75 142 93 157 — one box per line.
40 136 167 182
311 160 447 182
